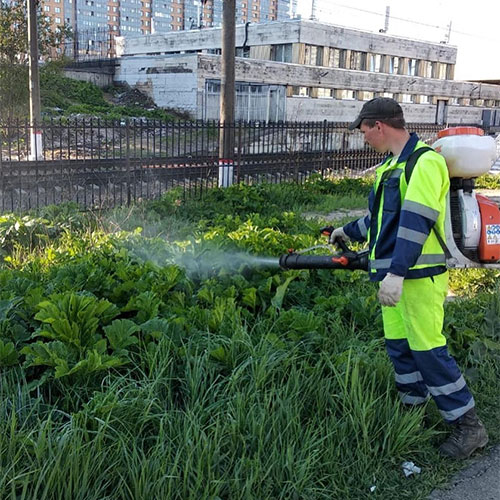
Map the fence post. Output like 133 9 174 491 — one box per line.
321 119 327 177
126 119 131 205
236 120 242 184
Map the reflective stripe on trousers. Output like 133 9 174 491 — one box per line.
382 272 475 422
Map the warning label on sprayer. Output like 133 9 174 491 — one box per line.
485 224 500 245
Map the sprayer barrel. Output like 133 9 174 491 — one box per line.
279 252 368 271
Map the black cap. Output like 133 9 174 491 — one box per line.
348 97 403 130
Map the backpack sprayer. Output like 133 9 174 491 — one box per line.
279 127 500 272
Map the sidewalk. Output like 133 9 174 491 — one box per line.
428 445 500 500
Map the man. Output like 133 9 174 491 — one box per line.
331 97 488 459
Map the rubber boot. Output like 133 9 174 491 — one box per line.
439 408 489 459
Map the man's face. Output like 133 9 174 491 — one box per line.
359 121 387 153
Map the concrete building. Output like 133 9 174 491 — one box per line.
113 19 500 125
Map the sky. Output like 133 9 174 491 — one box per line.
296 0 500 81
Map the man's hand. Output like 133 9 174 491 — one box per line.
378 273 404 307
329 227 350 245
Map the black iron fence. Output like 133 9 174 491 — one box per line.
0 119 449 212
63 28 117 61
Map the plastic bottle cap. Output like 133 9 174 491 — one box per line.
437 126 484 138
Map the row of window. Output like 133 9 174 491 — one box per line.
269 44 452 80
290 87 500 106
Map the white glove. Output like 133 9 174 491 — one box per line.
378 273 404 307
329 227 350 245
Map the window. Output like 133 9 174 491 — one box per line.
435 62 447 79
291 86 310 97
55 17 61 23
44 5 50 11
389 57 399 74
370 54 381 72
235 47 250 58
359 91 374 101
316 46 324 66
401 94 413 103
420 61 432 78
350 51 362 70
328 48 340 68
408 58 417 76
305 45 317 65
271 43 292 63
55 7 60 13
339 90 355 100
317 88 332 98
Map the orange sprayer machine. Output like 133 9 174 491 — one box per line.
433 126 500 268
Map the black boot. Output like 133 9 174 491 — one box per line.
439 408 489 459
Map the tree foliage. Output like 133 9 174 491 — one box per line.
0 0 71 119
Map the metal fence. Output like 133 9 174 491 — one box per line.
0 119 449 212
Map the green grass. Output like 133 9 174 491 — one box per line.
40 62 180 121
0 177 498 499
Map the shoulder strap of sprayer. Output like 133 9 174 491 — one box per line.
405 146 452 259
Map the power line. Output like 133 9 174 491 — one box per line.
313 1 500 43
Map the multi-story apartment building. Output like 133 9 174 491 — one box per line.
38 0 292 37
33 0 291 57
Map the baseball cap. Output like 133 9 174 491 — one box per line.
348 97 403 130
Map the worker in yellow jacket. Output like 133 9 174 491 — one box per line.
332 97 488 459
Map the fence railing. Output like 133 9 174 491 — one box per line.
0 119 451 212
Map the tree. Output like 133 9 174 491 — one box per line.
0 0 71 120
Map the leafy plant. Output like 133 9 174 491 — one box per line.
21 292 123 378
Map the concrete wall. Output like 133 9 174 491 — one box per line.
63 69 114 89
114 54 199 113
112 52 498 124
285 98 440 123
285 98 486 124
198 54 500 100
116 19 456 63
116 21 301 57
297 21 456 63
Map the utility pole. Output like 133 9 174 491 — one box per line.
72 0 79 58
218 0 235 187
310 0 317 20
27 0 43 160
379 6 390 33
445 21 452 43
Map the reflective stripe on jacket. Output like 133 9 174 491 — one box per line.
344 133 449 282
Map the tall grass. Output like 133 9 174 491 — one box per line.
0 179 498 499
0 328 440 500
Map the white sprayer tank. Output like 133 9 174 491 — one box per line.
431 126 496 178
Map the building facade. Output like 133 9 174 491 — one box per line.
35 0 292 58
38 0 292 42
113 19 500 125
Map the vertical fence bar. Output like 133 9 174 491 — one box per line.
125 119 131 206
